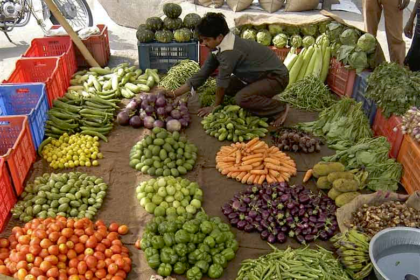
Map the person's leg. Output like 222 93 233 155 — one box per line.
224 75 247 96
382 0 406 64
234 74 289 127
405 31 420 71
363 0 382 36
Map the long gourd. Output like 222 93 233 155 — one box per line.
287 54 304 87
320 47 331 82
297 46 314 81
312 47 323 78
305 45 319 77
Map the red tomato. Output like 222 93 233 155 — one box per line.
46 267 59 278
39 261 52 273
61 228 74 238
0 264 10 275
85 256 97 269
95 268 106 279
40 239 52 250
18 235 30 245
107 263 118 275
44 255 58 265
0 239 9 248
77 261 87 275
17 268 28 280
117 226 128 236
48 245 59 256
108 224 119 233
29 267 43 277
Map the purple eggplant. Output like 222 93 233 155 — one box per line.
267 234 276 244
296 235 305 244
256 225 264 233
309 216 317 223
248 210 258 219
281 226 288 232
319 230 329 240
237 220 246 230
277 232 287 243
304 234 315 242
230 218 239 226
299 194 310 204
261 220 270 229
244 224 254 233
286 202 295 209
280 194 290 202
260 231 269 240
228 213 238 220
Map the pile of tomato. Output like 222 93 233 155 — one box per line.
0 217 130 280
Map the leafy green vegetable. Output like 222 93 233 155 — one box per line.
256 30 272 46
268 24 283 36
348 51 369 73
285 25 300 36
366 62 420 117
197 79 236 107
326 21 345 42
323 137 402 191
241 29 257 41
272 33 288 48
276 76 337 111
318 20 331 34
357 33 377 54
340 28 360 46
303 36 315 48
290 34 303 48
301 24 318 36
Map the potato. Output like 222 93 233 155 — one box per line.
327 172 354 183
333 179 359 192
328 188 343 200
335 192 361 207
313 162 345 177
316 176 332 190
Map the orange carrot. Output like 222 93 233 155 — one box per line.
241 173 251 184
235 150 241 164
266 175 274 184
253 175 261 184
228 171 240 178
247 174 256 185
242 153 263 161
251 162 263 167
248 141 265 151
217 157 236 162
258 175 266 185
253 164 265 170
246 138 260 148
269 169 281 178
303 169 313 183
250 170 268 175
236 172 247 181
264 158 282 165
253 148 268 154
243 158 263 165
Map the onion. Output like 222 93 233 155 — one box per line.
165 104 173 114
156 97 166 107
156 107 166 116
126 99 139 111
171 110 181 119
179 119 189 128
143 116 155 129
147 94 157 104
117 111 130 126
153 120 165 128
145 105 155 115
129 116 142 128
166 119 181 132
141 100 149 109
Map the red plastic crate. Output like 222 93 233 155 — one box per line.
398 135 420 194
0 116 36 196
327 58 356 97
3 57 67 107
269 47 302 62
22 36 76 83
372 109 404 159
74 24 110 67
0 158 16 233
199 44 218 76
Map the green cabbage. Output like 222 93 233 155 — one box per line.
272 33 288 48
257 30 272 46
301 24 318 36
290 35 303 48
241 29 257 41
268 24 283 36
285 25 300 36
348 51 368 73
254 24 268 31
327 21 344 42
331 42 342 57
318 20 330 34
303 36 315 48
357 33 377 54
340 28 360 46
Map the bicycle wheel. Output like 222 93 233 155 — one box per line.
50 0 93 29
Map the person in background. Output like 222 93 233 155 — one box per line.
164 12 290 127
363 0 410 65
404 0 420 71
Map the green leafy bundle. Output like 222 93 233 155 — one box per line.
276 75 337 111
366 62 420 118
297 98 373 148
197 78 236 107
323 137 402 191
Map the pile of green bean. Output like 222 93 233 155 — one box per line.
276 75 337 112
236 244 351 280
159 60 201 90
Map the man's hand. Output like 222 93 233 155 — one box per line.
163 90 176 99
405 20 414 38
197 106 214 117
399 0 410 10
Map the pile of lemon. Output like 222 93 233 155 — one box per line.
41 133 103 169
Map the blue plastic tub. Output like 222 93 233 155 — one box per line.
0 83 48 150
352 71 377 126
138 41 199 73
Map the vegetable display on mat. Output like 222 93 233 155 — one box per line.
222 182 338 244
297 98 373 148
0 217 131 279
11 172 108 222
322 137 402 192
276 75 337 111
197 79 236 107
272 127 323 153
136 177 203 217
140 212 238 279
311 162 363 207
366 62 420 117
348 201 420 237
129 127 197 176
216 139 297 184
236 245 351 280
331 229 373 280
117 92 190 131
40 134 102 169
201 105 269 142
401 106 420 141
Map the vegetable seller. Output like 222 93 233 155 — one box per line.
164 12 290 127
363 0 410 65
404 0 420 71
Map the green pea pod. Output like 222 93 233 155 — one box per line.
81 130 108 142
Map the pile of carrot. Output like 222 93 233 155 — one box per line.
216 138 297 185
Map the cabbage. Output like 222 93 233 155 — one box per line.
331 42 342 57
254 24 268 31
241 29 257 41
367 53 376 69
268 24 283 36
272 33 288 48
303 36 315 48
327 21 344 42
285 25 300 36
357 33 377 54
340 28 360 46
301 24 318 36
290 35 303 48
257 30 272 46
318 20 330 34
348 51 368 73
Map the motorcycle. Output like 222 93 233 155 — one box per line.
1 0 93 42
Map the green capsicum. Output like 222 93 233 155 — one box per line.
158 221 168 234
211 230 226 244
140 238 152 250
208 263 224 279
204 236 216 248
147 253 161 269
210 248 219 256
186 267 203 280
196 233 206 243
151 235 165 249
187 243 196 253
154 216 165 224
188 249 201 264
196 211 209 221
221 248 235 261
218 223 231 232
144 247 158 259
195 260 209 273
167 220 178 233
200 221 213 234
224 231 235 241
175 229 191 243
198 244 210 253
160 247 177 264
163 233 175 247
145 222 158 233
212 254 227 268
174 243 188 257
183 222 199 234
225 239 239 252
173 261 187 275
190 234 199 244
157 263 172 277
210 217 222 224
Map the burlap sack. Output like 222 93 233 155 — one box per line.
196 0 225 8
226 0 253 12
284 0 319 12
259 0 285 13
336 191 420 233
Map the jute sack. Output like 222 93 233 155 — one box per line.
226 0 253 12
284 0 319 12
196 0 225 8
336 191 420 233
259 0 285 13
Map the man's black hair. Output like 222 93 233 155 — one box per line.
196 12 229 38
